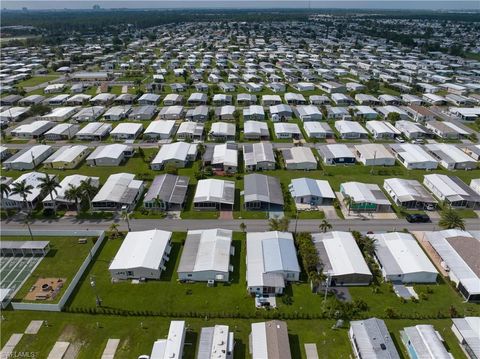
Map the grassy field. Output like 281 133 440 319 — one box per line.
1 232 477 359
17 75 60 88
0 310 360 359
3 236 97 303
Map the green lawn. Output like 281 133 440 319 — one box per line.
348 279 480 319
0 310 360 359
3 236 97 303
3 150 158 184
17 75 60 88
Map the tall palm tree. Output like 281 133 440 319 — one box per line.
319 219 332 233
80 178 98 211
121 210 132 232
109 223 120 238
439 207 465 230
24 217 34 241
10 180 34 213
0 182 10 201
361 235 377 258
64 184 83 212
268 216 290 232
239 222 247 233
343 195 354 215
38 174 60 213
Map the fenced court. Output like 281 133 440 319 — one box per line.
0 255 43 295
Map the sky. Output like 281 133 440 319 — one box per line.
2 1 480 10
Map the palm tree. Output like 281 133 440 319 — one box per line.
439 207 465 230
109 223 120 238
80 178 98 211
319 219 332 233
361 235 377 258
64 184 83 212
121 210 132 232
23 217 34 241
10 180 34 213
0 182 10 201
38 174 60 213
268 216 290 232
343 195 354 215
239 222 247 233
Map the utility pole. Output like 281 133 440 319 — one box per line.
90 275 102 307
370 150 376 175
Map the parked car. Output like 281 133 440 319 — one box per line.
406 213 430 223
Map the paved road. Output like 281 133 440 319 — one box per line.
2 217 479 233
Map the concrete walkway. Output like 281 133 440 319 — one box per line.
47 341 70 359
25 320 43 334
0 334 23 359
101 339 120 359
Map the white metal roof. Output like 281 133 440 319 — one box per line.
366 121 401 135
312 231 372 277
5 172 49 203
11 120 54 135
341 182 390 205
110 123 143 136
42 106 78 119
109 229 172 272
4 145 52 165
273 122 301 135
289 178 335 199
246 231 300 288
179 229 233 273
373 232 438 277
283 147 316 166
425 143 476 164
44 145 88 164
210 122 236 136
42 174 99 204
145 120 176 136
87 144 130 161
424 230 480 296
161 320 185 359
151 142 197 165
92 172 143 204
451 317 480 356
403 325 451 359
213 143 238 167
193 179 235 205
391 144 438 164
354 144 394 160
76 122 112 136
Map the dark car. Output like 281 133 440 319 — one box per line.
406 213 430 223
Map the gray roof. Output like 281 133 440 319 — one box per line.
243 142 275 167
0 241 50 250
244 174 284 206
350 318 400 359
144 174 189 205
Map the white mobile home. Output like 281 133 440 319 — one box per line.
312 231 372 286
3 145 54 170
246 231 300 295
373 232 438 283
109 229 172 280
86 144 133 166
177 229 234 282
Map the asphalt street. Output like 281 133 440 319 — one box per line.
1 217 479 233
